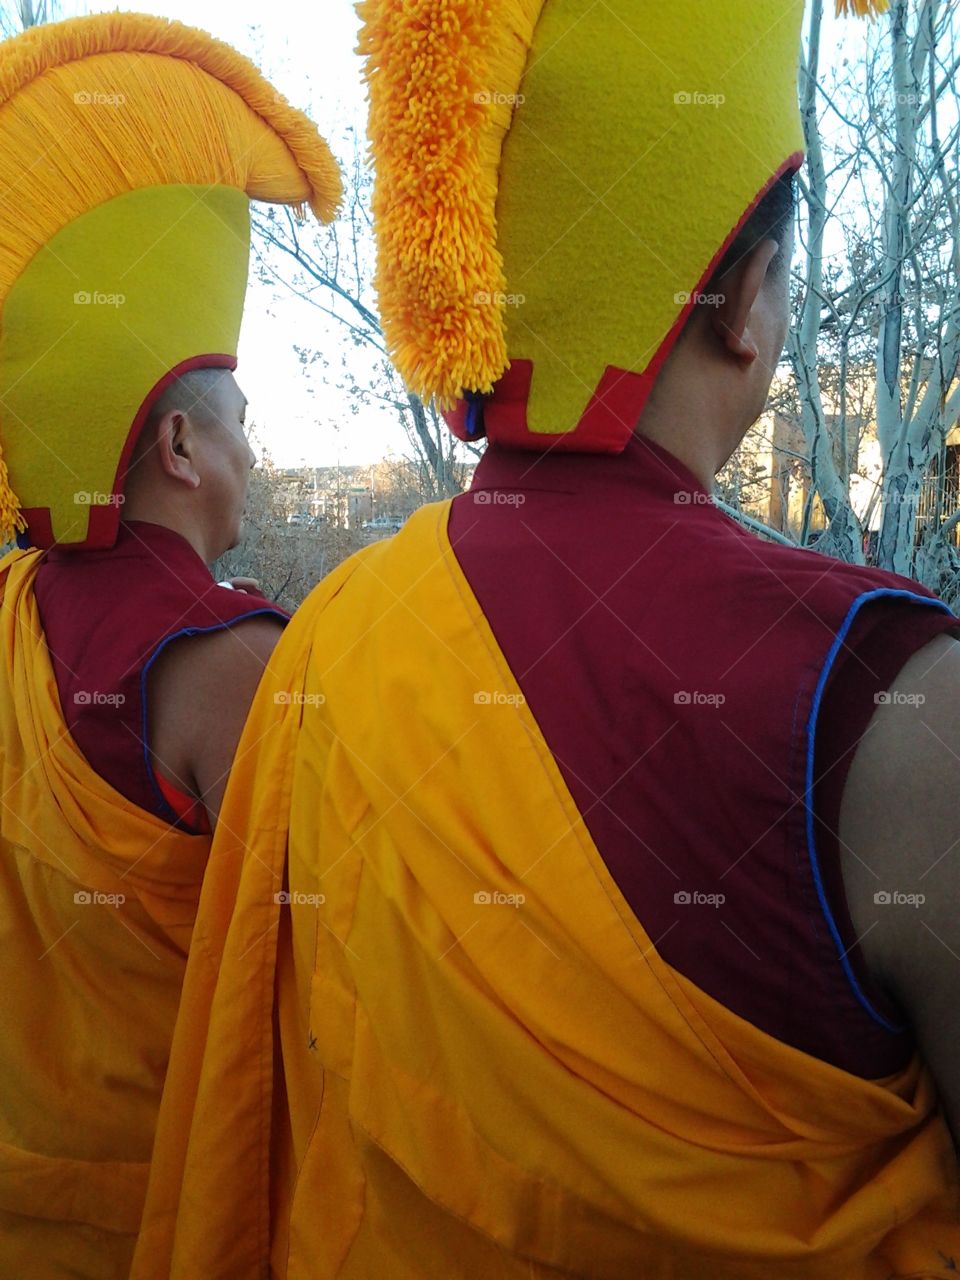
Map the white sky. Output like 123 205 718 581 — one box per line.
63 0 855 466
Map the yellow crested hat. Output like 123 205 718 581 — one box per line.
0 12 341 548
360 0 887 452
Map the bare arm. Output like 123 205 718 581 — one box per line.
146 615 285 828
839 633 960 1150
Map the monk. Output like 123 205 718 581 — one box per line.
35 366 288 835
0 14 339 1276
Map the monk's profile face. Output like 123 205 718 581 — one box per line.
194 371 256 556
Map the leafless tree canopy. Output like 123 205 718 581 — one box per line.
251 128 474 505
772 0 960 600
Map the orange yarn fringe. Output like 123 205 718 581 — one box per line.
359 0 539 410
0 12 341 223
836 0 890 17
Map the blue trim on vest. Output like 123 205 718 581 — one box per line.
805 586 956 1033
464 390 485 438
139 607 288 831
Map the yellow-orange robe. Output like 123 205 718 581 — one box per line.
0 549 209 1278
133 501 960 1279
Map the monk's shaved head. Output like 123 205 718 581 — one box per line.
120 366 254 562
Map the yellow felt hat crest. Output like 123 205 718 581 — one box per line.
360 0 887 453
0 12 342 548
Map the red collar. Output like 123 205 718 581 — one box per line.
469 432 715 505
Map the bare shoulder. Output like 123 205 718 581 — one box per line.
840 633 960 874
171 613 285 685
840 632 960 1144
147 613 286 824
149 613 285 712
840 632 960 971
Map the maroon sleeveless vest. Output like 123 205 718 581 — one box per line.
449 434 960 1078
33 520 288 829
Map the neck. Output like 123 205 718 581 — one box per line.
634 420 727 494
120 496 212 564
635 382 749 493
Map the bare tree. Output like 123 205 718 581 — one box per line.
787 0 960 585
789 0 865 562
0 0 56 37
251 127 472 501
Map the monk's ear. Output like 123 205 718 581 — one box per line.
154 410 202 491
711 237 780 364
